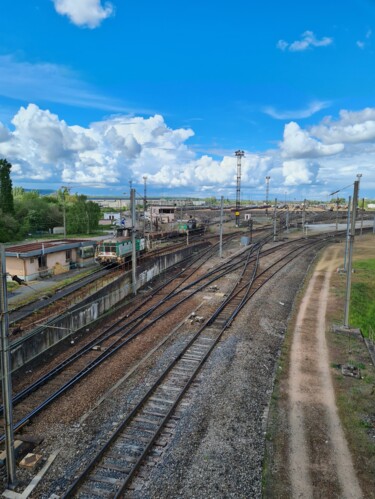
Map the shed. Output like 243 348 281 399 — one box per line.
5 239 97 282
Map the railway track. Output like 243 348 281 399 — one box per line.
0 232 246 438
1 232 341 441
61 233 332 497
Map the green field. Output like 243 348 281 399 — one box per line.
350 258 375 338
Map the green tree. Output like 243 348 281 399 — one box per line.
0 158 14 214
66 195 101 234
14 190 64 236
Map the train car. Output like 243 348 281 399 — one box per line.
95 232 145 265
178 217 197 233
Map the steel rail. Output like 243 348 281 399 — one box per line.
62 237 264 497
0 240 221 414
0 231 340 444
0 233 243 430
0 232 327 421
62 228 326 496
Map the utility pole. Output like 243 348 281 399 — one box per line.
344 180 359 328
219 196 224 258
130 188 137 295
336 197 339 231
235 150 244 227
273 198 277 242
0 245 16 489
63 203 66 238
360 198 364 236
356 173 362 235
302 199 306 230
61 186 70 238
265 176 270 216
286 207 289 234
344 196 351 272
143 176 147 236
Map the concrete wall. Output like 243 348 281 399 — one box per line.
6 257 25 278
10 242 208 372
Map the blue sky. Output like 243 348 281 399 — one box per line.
0 0 375 201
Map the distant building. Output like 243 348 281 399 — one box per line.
150 205 176 225
5 239 97 281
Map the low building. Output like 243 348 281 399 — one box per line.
150 205 176 224
5 239 97 282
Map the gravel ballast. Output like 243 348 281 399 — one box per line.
1 237 323 498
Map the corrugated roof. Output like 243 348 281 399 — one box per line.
6 239 96 257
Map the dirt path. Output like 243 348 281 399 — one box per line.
288 245 363 499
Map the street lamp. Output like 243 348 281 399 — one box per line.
356 173 362 187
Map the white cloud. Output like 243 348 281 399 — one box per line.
0 54 139 113
282 159 317 186
0 123 10 142
52 0 114 28
311 108 375 144
263 101 330 120
277 31 333 52
2 103 375 198
357 29 372 49
280 122 344 159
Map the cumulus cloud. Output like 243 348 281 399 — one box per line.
0 123 10 142
277 31 333 52
280 122 344 159
311 108 375 144
52 0 114 28
282 159 317 186
263 101 330 120
2 103 375 197
0 104 196 184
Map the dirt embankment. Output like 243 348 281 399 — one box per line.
265 238 375 499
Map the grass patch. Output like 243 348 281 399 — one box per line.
6 281 19 292
8 266 101 309
327 329 375 496
350 258 375 338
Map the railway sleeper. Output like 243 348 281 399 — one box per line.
127 425 155 435
98 461 131 474
120 434 150 444
149 396 175 405
80 485 111 498
183 353 203 361
133 416 161 426
142 409 166 418
90 473 121 486
106 452 138 465
160 384 181 393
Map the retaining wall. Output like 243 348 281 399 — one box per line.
10 243 208 372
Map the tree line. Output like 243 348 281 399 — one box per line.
0 158 101 243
